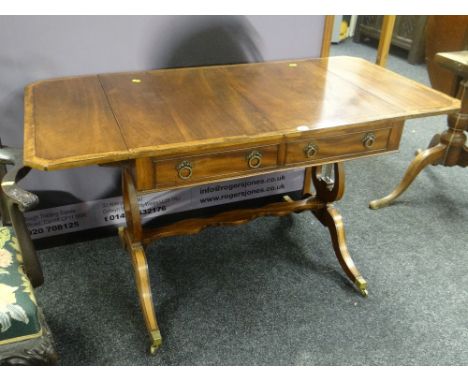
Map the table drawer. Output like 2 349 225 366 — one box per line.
286 128 392 165
153 145 279 188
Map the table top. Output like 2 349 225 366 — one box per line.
24 56 460 171
435 51 468 77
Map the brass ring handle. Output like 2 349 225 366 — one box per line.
176 160 193 180
362 132 376 148
304 143 318 158
246 150 263 169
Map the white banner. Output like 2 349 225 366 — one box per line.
25 169 305 239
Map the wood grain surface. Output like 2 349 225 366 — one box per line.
153 144 279 189
24 56 460 170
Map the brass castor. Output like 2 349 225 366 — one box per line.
354 276 368 298
150 330 163 354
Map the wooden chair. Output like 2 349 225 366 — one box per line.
0 144 57 365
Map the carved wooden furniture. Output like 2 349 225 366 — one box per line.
370 51 468 209
354 16 428 64
22 57 459 353
0 146 57 365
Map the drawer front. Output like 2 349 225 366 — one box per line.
154 145 279 188
286 128 391 165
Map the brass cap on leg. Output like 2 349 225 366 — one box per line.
354 276 368 297
150 330 163 354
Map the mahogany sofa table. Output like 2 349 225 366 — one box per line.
23 57 460 353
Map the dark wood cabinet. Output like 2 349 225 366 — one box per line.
353 16 427 64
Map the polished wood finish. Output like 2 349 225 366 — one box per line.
24 77 128 169
436 51 468 78
138 120 405 192
123 161 369 352
152 144 279 190
370 51 468 209
302 167 313 197
24 57 459 171
142 197 326 245
369 144 446 209
284 125 392 166
119 167 161 353
376 15 396 67
312 163 367 296
135 158 154 191
23 56 460 352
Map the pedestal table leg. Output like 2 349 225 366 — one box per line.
369 144 446 210
312 163 368 297
121 167 162 354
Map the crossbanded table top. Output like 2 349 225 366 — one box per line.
24 56 460 170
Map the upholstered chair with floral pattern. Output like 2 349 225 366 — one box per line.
0 144 57 365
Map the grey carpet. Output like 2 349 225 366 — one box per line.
35 38 468 365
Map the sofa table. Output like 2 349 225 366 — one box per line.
22 56 460 353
